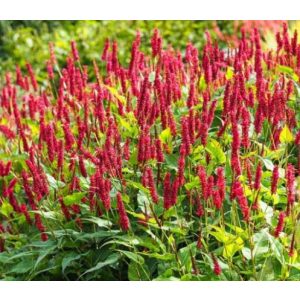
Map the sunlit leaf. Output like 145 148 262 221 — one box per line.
279 125 294 144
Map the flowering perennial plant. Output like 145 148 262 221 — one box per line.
0 23 300 281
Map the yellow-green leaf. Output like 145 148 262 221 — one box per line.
63 192 86 206
279 125 294 144
159 128 172 144
210 226 244 259
0 201 13 218
277 65 299 82
105 85 126 105
223 238 244 259
225 67 234 80
205 139 226 164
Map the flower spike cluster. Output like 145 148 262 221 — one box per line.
0 24 298 279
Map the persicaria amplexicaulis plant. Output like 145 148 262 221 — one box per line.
0 22 299 281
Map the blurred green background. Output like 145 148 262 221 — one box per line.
0 20 288 74
0 21 236 72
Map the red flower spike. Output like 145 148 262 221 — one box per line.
271 165 279 195
71 41 80 62
46 60 54 80
116 192 130 231
274 212 285 238
79 155 87 178
163 172 172 210
212 256 222 276
213 190 222 210
254 162 262 190
155 139 164 163
41 233 48 242
26 62 38 91
198 166 208 200
232 181 250 222
101 38 110 61
0 125 15 140
216 167 226 202
146 167 159 204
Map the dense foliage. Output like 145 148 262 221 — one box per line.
0 22 300 281
0 21 227 71
0 21 283 72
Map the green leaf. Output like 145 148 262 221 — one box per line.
62 252 83 273
8 259 35 274
144 229 167 253
6 251 34 262
178 242 197 272
254 229 285 265
82 217 112 228
258 257 275 281
81 253 120 277
34 246 56 270
242 247 252 260
253 229 270 257
128 262 150 280
117 114 139 138
137 191 151 212
119 250 144 264
205 139 226 164
76 230 120 242
33 210 59 220
165 153 179 171
141 252 174 261
63 192 86 206
260 157 274 171
127 180 150 194
0 153 28 164
259 201 274 225
184 177 200 190
266 233 285 265
277 65 299 81
46 174 65 189
0 252 10 264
